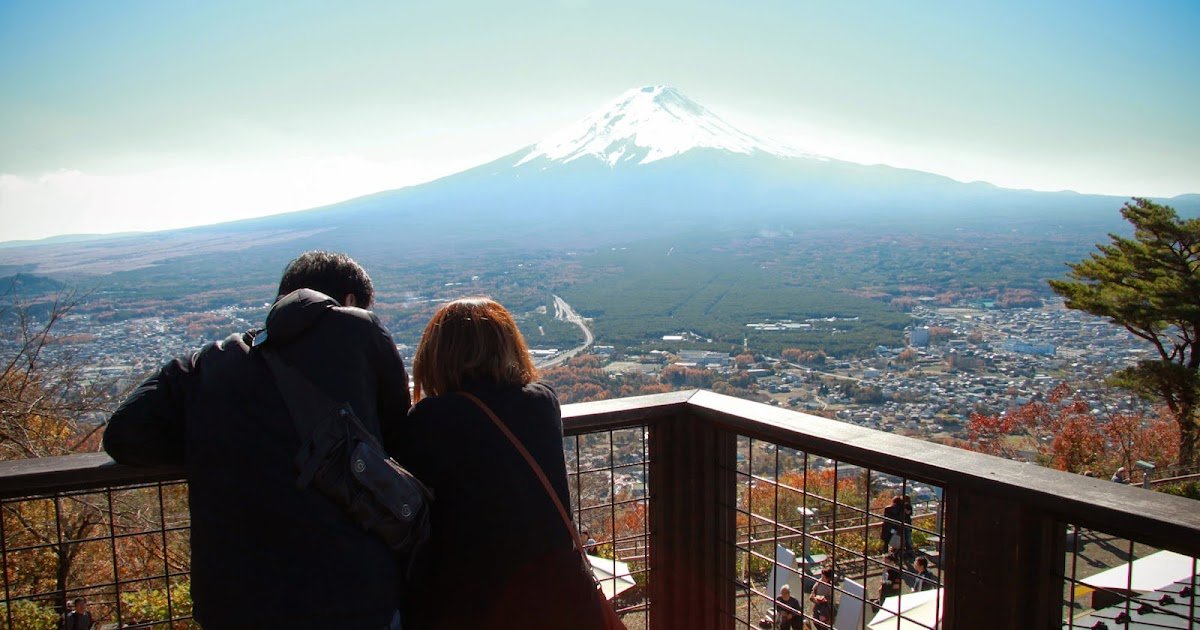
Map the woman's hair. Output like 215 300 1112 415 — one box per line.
412 297 537 402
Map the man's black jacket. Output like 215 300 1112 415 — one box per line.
104 289 411 629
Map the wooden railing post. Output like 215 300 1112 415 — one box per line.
649 407 736 630
942 487 1065 629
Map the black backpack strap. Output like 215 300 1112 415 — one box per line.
260 349 372 487
261 350 342 436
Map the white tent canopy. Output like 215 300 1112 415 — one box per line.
588 554 637 600
1080 550 1197 593
867 588 943 630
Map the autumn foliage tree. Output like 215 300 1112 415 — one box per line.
927 326 954 343
1 291 111 615
967 383 1101 470
738 468 868 577
1050 199 1200 465
967 383 1179 474
781 348 826 365
0 291 110 459
1 290 187 624
659 365 714 388
542 355 763 404
541 356 671 403
1101 410 1180 475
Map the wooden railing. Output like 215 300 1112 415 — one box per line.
1 389 1197 629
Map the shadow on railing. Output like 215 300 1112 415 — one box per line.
1 389 1198 629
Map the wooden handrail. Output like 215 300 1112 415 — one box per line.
1 389 1198 630
1 389 1197 558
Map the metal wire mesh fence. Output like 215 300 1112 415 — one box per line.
726 436 946 630
565 424 652 628
0 480 192 628
0 424 650 629
1061 525 1199 629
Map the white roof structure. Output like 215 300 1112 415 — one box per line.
1081 550 1198 592
868 588 943 630
588 554 636 600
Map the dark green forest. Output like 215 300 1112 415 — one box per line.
12 220 1112 359
558 241 910 355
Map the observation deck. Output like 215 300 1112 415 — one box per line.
1 390 1197 628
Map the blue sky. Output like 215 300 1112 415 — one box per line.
2 0 1198 241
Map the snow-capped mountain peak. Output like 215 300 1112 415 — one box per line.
516 85 797 167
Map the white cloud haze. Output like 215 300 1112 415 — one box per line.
0 155 471 241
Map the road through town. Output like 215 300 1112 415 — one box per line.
536 295 594 368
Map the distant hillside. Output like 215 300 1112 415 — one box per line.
1 273 65 297
0 232 143 250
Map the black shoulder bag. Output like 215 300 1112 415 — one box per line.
260 348 432 570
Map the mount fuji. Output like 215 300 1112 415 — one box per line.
255 85 1151 249
5 85 1195 273
515 85 800 167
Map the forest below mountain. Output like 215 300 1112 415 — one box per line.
4 216 1119 361
550 225 1087 356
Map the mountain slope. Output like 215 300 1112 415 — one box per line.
2 85 1193 274
222 85 1140 247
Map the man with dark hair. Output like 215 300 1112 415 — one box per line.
63 597 92 630
104 251 410 629
277 250 375 308
881 495 904 551
912 556 936 592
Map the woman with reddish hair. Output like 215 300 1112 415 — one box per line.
401 298 604 629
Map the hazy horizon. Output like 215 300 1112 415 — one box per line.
2 0 1198 242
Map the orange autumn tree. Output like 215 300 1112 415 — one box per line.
1102 410 1180 475
541 355 671 404
1 290 187 625
967 383 1179 474
1 291 115 617
967 383 1095 469
735 466 882 578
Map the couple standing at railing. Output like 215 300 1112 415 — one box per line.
103 251 621 630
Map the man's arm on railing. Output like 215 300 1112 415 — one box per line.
103 356 190 467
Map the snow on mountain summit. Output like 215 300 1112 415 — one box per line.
516 85 797 167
